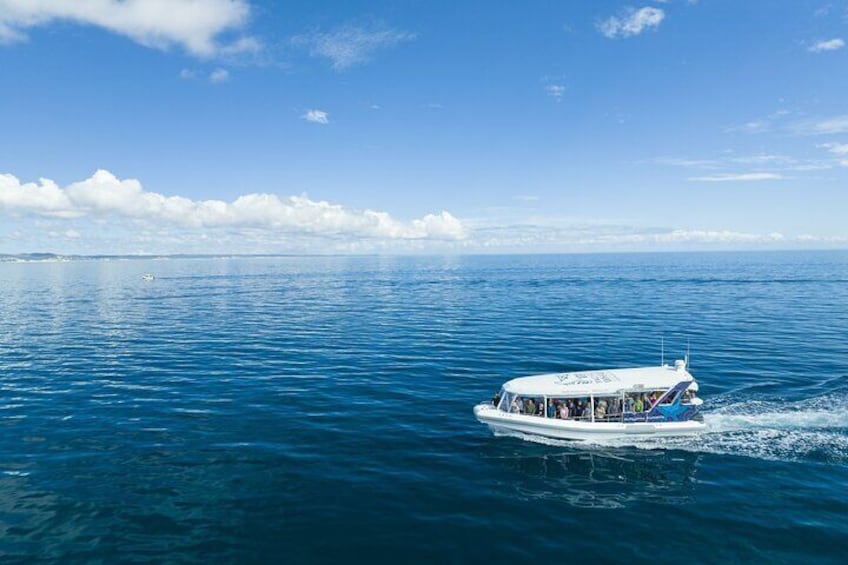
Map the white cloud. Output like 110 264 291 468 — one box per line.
302 109 329 125
291 24 415 70
653 157 722 169
0 0 258 58
819 142 848 155
729 154 795 165
688 172 783 182
462 219 800 252
598 7 665 39
808 38 845 52
655 152 837 173
724 109 790 133
792 115 848 135
179 68 196 80
209 68 230 83
0 170 466 242
545 84 566 100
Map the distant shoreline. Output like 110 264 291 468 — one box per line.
2 248 847 263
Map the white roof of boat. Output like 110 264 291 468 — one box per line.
502 363 694 396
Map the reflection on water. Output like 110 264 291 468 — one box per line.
482 434 700 509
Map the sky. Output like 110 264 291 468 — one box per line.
1 0 847 255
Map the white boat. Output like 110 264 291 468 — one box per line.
474 359 705 440
141 273 155 281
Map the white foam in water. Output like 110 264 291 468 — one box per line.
501 394 848 464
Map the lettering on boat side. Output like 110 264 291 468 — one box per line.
554 371 619 386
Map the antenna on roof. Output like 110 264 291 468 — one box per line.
661 335 665 367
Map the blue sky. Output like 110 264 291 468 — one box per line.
1 0 847 254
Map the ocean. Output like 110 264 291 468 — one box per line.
1 251 846 563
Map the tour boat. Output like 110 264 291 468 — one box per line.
474 358 705 440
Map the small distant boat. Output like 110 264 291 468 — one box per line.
141 273 155 281
474 358 705 440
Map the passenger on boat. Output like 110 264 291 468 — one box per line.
595 400 607 420
633 397 644 412
559 403 569 420
510 398 520 413
547 400 556 418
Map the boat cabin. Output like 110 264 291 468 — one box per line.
492 360 702 424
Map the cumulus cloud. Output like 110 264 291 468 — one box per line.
0 0 258 58
302 109 329 124
0 170 466 241
291 24 415 70
808 38 845 52
597 7 665 39
688 172 783 182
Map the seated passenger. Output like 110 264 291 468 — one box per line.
595 401 606 420
526 398 536 415
633 397 643 412
559 403 569 420
547 401 556 418
510 398 520 413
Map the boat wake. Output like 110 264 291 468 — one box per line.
499 393 848 464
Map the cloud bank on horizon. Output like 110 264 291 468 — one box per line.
0 170 465 248
1 170 844 255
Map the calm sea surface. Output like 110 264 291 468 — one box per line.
1 252 847 563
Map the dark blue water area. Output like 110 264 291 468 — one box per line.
1 251 847 563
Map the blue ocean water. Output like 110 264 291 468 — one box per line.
1 252 847 563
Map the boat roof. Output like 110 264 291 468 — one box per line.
502 362 694 397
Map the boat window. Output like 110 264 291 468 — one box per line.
645 390 666 409
594 396 623 422
500 392 517 412
659 389 680 405
624 392 651 413
496 390 507 411
515 396 544 417
570 397 592 421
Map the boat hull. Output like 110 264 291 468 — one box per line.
473 403 705 441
